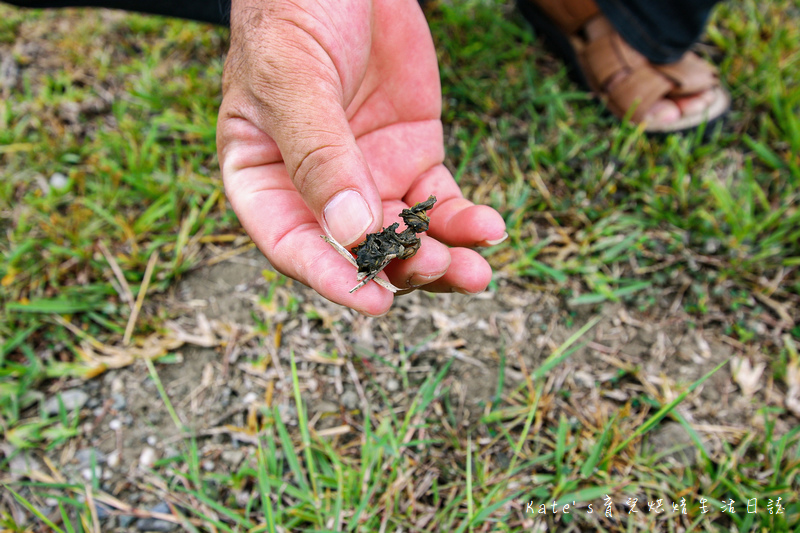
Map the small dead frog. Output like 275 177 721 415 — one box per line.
322 195 437 293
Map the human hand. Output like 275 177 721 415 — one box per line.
217 0 507 316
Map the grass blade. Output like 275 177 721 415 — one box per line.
601 359 728 465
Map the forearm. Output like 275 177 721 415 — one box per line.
1 0 231 25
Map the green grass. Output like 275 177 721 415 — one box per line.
4 335 798 530
2 0 800 531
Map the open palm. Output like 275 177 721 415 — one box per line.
217 0 506 316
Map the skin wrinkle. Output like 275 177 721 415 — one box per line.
228 8 346 127
290 141 352 196
245 40 340 109
224 167 295 198
225 4 269 92
224 115 442 181
406 160 447 199
356 120 443 170
350 84 402 135
405 167 462 211
244 197 317 256
302 0 367 100
270 0 369 105
269 220 321 272
347 70 438 135
219 137 279 177
344 77 382 123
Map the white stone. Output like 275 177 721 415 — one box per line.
49 172 69 190
139 446 156 469
107 450 121 469
43 389 89 415
242 392 259 405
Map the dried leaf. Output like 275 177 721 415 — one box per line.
731 356 766 398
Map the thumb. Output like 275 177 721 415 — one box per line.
222 0 382 247
275 105 383 247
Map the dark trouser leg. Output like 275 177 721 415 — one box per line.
595 0 719 64
1 0 230 25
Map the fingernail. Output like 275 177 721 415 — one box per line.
485 232 508 246
406 272 444 288
323 190 373 246
455 288 483 296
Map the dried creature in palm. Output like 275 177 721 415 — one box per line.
322 195 437 293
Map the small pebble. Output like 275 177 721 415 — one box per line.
241 392 258 405
95 502 113 520
220 387 233 408
49 172 69 190
340 390 358 411
135 502 176 532
107 450 120 469
314 401 338 414
111 393 127 410
81 466 102 481
109 419 122 431
163 446 180 459
202 460 215 472
43 389 89 415
704 238 721 254
146 435 158 447
277 403 297 424
235 490 251 507
111 377 125 395
139 447 156 469
573 371 595 389
386 379 400 392
74 449 104 469
9 451 41 478
221 450 244 466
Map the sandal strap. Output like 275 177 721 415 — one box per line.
580 32 647 88
526 0 600 34
654 52 720 96
577 21 675 124
606 66 674 123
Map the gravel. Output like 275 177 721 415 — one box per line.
135 502 177 532
42 389 89 415
340 390 358 410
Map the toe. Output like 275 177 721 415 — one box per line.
643 99 681 126
674 89 717 116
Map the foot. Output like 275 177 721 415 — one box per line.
583 15 727 132
584 16 717 128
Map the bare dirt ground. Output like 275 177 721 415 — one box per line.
10 246 789 529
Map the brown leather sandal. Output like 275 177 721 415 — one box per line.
518 0 730 133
